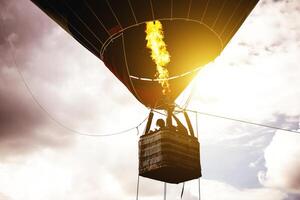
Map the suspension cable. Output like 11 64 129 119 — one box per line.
177 105 300 134
136 175 140 200
7 39 148 137
182 78 198 110
180 182 185 199
8 34 299 136
198 178 201 200
164 182 167 200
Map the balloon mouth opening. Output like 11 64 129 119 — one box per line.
101 19 223 109
100 18 223 61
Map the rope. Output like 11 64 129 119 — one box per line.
105 0 123 29
127 0 138 24
211 0 227 29
180 106 300 134
180 182 185 199
7 40 148 137
224 0 254 42
187 0 193 19
198 178 201 200
170 0 173 19
44 0 99 53
195 112 199 138
149 0 155 21
121 33 143 103
63 1 104 45
182 79 198 110
84 1 110 35
136 175 140 200
164 182 167 200
152 109 167 116
219 0 243 37
129 66 200 82
201 0 210 22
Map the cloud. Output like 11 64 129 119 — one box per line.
0 0 53 47
0 133 153 200
0 0 146 160
259 130 300 193
0 0 299 199
0 45 74 160
176 0 300 194
165 179 287 200
0 0 74 159
0 142 288 200
0 0 108 159
202 179 287 200
0 66 61 158
0 193 12 200
183 0 300 144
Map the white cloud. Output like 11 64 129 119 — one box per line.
0 148 288 200
179 0 300 145
168 179 287 200
0 193 12 200
1 0 300 199
259 130 300 193
0 135 136 200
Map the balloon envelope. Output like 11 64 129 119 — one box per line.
31 0 259 108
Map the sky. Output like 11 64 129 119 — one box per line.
0 0 300 199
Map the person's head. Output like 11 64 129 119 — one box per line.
156 119 165 128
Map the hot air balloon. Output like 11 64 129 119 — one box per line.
31 0 259 184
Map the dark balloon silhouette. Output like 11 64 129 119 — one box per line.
31 0 260 184
31 0 259 109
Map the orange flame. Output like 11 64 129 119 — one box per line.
145 20 171 95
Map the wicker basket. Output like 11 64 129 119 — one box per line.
139 129 201 184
